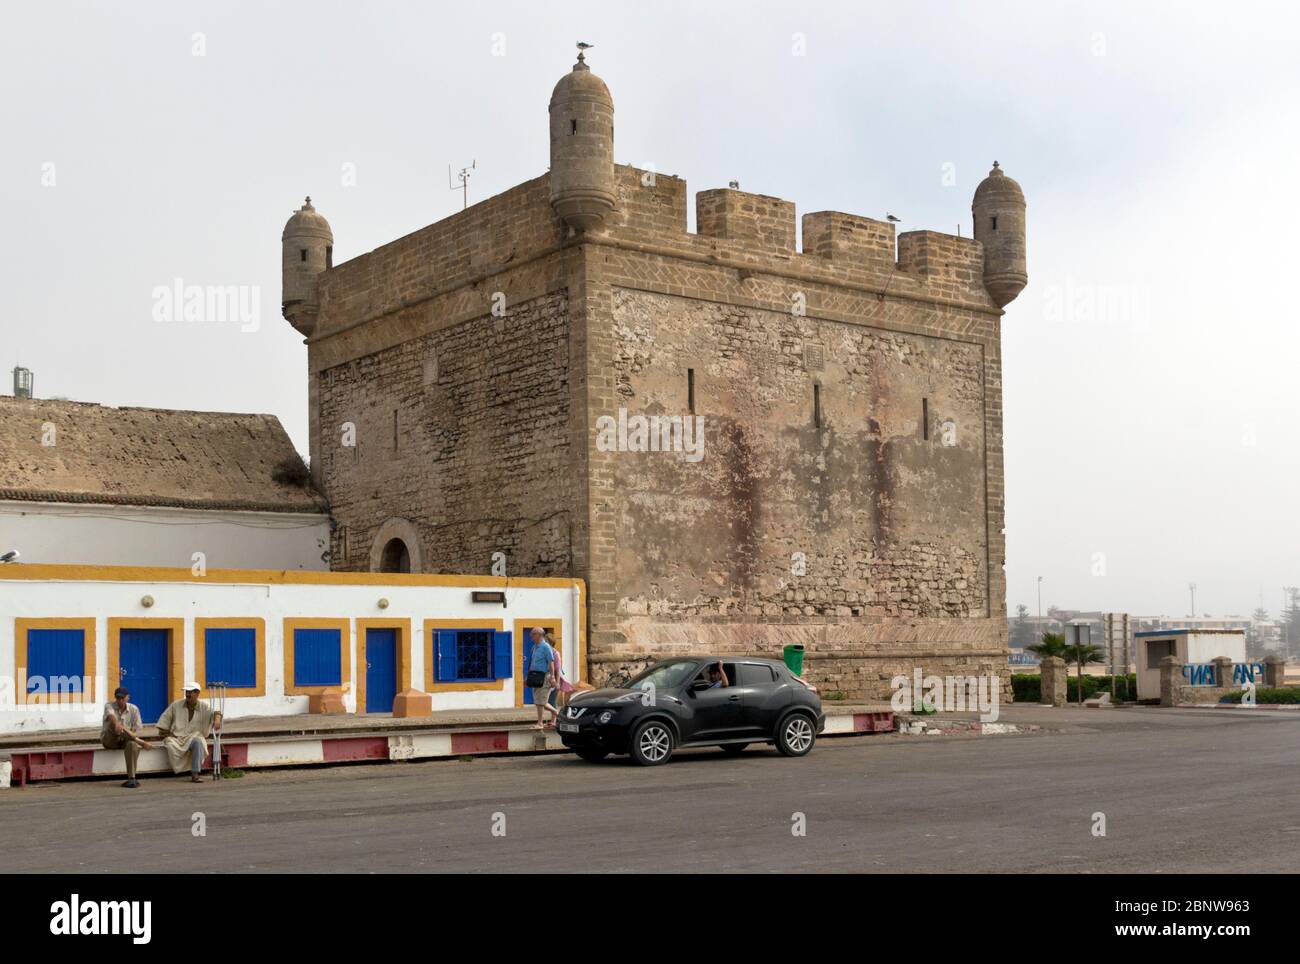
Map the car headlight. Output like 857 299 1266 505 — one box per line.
597 711 614 725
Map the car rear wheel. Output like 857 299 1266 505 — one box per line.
630 720 674 766
719 743 748 756
776 713 816 757
575 747 608 763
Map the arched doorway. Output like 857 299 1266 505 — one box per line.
367 518 424 574
379 538 411 574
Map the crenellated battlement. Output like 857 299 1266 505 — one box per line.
696 188 796 253
295 59 1025 346
802 211 896 264
307 160 1005 346
897 230 985 284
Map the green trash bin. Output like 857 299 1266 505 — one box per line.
782 643 805 676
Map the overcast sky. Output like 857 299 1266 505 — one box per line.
2 1 1297 620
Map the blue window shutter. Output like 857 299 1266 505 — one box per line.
208 628 257 689
492 631 513 680
27 629 86 696
206 633 226 686
295 628 341 687
436 631 459 682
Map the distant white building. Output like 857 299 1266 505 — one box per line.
0 397 329 571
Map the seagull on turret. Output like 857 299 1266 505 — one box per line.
576 42 595 51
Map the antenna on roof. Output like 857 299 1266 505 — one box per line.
449 160 477 210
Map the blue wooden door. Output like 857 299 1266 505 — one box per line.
120 629 169 723
365 628 397 713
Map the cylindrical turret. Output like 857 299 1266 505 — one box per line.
281 196 333 336
972 162 1027 307
548 51 615 233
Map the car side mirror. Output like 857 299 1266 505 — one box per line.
690 680 710 692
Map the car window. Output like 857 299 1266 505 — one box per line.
691 662 738 687
625 661 698 691
739 663 776 686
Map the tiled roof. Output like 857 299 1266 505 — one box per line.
0 397 327 513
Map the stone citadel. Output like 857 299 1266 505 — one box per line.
281 51 1028 698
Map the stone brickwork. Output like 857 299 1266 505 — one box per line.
606 288 988 629
292 67 1024 704
318 292 574 576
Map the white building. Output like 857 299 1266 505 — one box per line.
1134 629 1250 701
0 397 329 571
0 563 585 733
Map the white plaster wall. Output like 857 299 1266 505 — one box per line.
0 572 583 734
0 501 330 571
1185 633 1246 664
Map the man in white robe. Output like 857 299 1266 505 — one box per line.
156 682 222 783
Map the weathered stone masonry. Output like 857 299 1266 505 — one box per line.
280 52 1028 701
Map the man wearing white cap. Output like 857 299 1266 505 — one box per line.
155 682 222 783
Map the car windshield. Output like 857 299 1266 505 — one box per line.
623 661 700 692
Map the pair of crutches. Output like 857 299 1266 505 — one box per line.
209 683 228 781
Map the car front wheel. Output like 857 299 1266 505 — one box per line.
776 713 816 757
630 720 674 766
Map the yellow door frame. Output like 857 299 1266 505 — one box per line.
106 617 186 711
514 618 563 708
355 618 411 714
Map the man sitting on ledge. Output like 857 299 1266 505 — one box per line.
102 686 153 789
156 682 222 784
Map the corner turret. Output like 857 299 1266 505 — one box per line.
281 196 333 337
548 49 615 233
972 162 1027 307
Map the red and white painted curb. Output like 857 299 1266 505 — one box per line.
1 710 911 787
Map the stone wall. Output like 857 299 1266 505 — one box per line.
318 292 574 576
606 287 987 624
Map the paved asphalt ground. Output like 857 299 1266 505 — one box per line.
2 706 1296 873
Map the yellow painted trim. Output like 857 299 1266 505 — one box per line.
0 562 582 592
576 582 587 685
514 618 563 708
356 618 411 713
107 617 185 709
195 618 266 698
423 618 507 693
283 618 352 697
14 617 97 705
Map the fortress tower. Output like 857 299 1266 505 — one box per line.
283 51 1029 701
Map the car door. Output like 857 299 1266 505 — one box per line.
682 662 741 741
736 662 789 736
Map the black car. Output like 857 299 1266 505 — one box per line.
558 656 824 766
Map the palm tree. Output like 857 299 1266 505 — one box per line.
1028 631 1068 661
1063 641 1105 702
